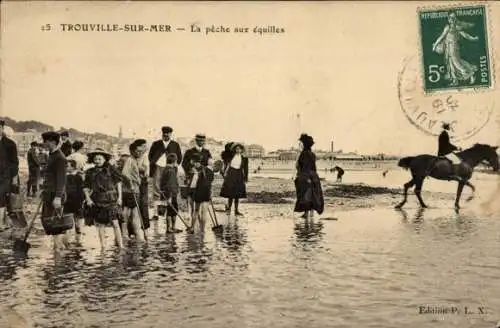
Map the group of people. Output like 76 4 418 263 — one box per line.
0 122 258 251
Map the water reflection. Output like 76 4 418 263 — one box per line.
220 222 248 254
184 233 212 277
396 207 477 239
0 253 26 282
396 208 425 232
293 218 324 247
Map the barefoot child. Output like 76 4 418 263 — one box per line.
83 148 124 249
120 142 147 242
64 160 85 234
187 153 215 233
160 154 182 234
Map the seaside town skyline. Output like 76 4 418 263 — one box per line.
1 115 401 159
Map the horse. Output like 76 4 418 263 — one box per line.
395 143 499 210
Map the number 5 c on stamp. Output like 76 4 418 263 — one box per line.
418 5 492 93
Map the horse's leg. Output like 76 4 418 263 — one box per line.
465 180 476 202
414 177 428 208
455 181 465 210
395 176 415 209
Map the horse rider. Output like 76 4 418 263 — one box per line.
437 122 462 166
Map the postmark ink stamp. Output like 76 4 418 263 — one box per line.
398 4 496 141
419 5 492 93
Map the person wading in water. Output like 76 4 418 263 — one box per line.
27 141 41 197
294 133 324 219
0 120 19 231
83 148 125 250
220 143 248 216
148 126 182 221
182 134 212 220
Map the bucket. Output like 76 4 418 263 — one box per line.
41 212 74 235
157 204 167 216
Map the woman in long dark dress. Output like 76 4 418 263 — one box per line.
294 134 324 218
220 143 248 216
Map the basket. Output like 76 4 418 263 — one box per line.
41 211 74 235
7 193 24 213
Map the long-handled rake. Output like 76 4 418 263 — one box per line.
208 200 223 232
131 193 148 242
13 200 43 254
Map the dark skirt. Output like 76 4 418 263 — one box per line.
0 178 12 207
166 196 179 217
122 192 140 209
189 187 211 204
294 171 324 214
28 168 40 183
220 167 246 199
63 200 83 217
87 203 121 225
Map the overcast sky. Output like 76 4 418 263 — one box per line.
1 2 498 154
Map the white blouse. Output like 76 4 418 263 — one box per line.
230 154 242 169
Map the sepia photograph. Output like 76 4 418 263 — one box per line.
0 1 499 327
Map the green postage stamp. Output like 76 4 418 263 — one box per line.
418 5 492 93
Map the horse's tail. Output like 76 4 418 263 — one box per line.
397 156 415 170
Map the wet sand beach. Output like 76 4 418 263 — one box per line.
0 167 499 328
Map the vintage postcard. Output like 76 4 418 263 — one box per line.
0 1 499 328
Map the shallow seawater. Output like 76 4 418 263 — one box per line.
1 170 499 328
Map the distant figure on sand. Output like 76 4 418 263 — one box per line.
294 134 324 219
382 169 388 178
334 166 344 182
27 141 41 197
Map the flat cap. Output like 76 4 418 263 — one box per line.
41 131 61 143
162 126 173 133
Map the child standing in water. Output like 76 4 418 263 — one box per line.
121 142 147 242
160 153 182 234
187 153 214 233
220 143 248 216
64 160 85 234
83 148 124 249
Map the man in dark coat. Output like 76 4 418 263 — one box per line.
437 123 461 164
0 120 19 229
60 130 73 157
27 141 41 197
182 134 212 180
182 134 212 218
148 126 182 220
40 132 67 234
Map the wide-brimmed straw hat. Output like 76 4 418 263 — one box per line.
87 148 112 162
231 142 245 151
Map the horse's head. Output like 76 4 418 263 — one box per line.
474 144 499 171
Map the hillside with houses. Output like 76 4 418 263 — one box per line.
2 116 400 161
